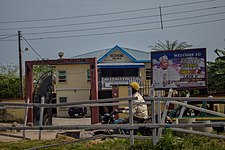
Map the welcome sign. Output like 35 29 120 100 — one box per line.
151 48 207 90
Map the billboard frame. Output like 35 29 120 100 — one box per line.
151 48 207 90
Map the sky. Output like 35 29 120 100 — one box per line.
0 0 225 67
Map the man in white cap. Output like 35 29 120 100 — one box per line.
153 55 180 88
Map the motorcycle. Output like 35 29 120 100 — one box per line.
68 106 87 118
93 108 166 136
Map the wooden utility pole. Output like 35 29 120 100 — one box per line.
18 31 23 98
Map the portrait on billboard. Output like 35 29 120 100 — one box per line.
151 48 206 90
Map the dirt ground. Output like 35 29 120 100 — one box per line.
0 117 91 142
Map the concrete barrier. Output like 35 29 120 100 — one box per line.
192 120 213 133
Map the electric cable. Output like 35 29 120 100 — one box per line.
0 5 224 32
22 35 43 59
0 34 17 40
7 11 224 36
17 18 225 40
0 14 224 41
0 0 214 24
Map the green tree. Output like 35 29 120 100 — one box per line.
0 63 19 76
33 65 55 92
207 49 225 91
148 40 192 50
33 65 54 84
0 63 55 99
0 63 20 98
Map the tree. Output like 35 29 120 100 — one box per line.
33 65 55 92
207 49 225 91
33 65 55 84
0 63 55 99
148 40 192 51
0 63 20 98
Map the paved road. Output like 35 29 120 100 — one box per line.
0 117 91 142
53 117 91 126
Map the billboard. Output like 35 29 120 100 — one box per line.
151 48 206 90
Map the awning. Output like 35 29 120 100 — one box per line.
98 63 145 68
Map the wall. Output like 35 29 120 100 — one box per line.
0 99 25 123
102 50 133 63
118 85 129 119
55 64 91 117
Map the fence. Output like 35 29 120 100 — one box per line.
1 93 225 149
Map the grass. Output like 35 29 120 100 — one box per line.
0 130 225 150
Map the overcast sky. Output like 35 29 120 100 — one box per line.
0 0 225 66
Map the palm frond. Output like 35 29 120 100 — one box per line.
148 40 192 51
214 49 225 57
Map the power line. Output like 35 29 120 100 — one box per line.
1 16 224 42
0 14 159 31
8 18 225 41
165 18 225 29
162 0 215 8
1 26 160 41
0 0 214 24
164 5 225 16
164 11 225 23
0 5 224 32
21 36 43 59
10 11 225 36
0 8 158 25
0 33 16 37
0 34 17 40
23 21 160 35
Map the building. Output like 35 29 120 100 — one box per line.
72 45 151 94
72 45 151 116
55 63 92 117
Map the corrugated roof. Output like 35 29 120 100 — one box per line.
71 45 151 62
122 47 150 62
71 48 110 60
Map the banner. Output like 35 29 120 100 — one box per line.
151 48 206 89
101 76 141 89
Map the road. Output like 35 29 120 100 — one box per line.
0 117 91 142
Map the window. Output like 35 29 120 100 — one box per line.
87 69 91 81
59 97 67 110
58 70 66 82
146 68 151 80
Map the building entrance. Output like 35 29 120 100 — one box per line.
98 90 113 121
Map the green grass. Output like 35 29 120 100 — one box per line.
0 131 225 150
156 129 225 150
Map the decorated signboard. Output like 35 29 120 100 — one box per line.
151 48 206 90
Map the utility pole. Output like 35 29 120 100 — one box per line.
159 6 163 30
18 31 23 98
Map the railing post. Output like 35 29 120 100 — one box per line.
129 99 134 146
157 91 161 124
158 89 173 139
151 98 156 146
179 92 190 118
39 96 45 140
23 97 29 139
156 91 161 143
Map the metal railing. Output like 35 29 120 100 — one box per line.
1 94 225 148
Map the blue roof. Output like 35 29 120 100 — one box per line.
71 45 151 63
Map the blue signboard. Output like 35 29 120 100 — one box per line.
151 48 207 89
